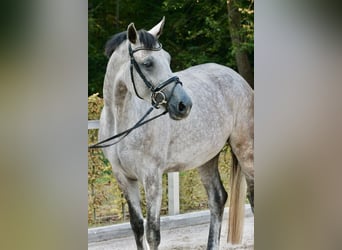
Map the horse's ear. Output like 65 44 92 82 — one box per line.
127 23 138 44
148 16 165 39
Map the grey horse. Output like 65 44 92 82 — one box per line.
98 17 254 250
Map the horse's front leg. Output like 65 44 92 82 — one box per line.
143 171 163 250
114 173 149 250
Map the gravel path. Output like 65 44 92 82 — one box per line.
88 208 254 250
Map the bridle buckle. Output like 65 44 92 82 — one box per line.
151 91 167 108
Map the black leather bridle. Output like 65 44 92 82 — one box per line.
128 42 182 108
89 42 182 149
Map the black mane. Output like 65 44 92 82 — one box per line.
105 29 157 58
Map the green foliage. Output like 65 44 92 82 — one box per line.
88 0 254 96
88 93 103 120
238 4 254 53
161 0 234 71
228 0 254 68
180 169 206 212
88 93 126 225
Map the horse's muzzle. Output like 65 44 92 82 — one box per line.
167 86 192 120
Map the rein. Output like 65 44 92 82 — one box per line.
88 107 167 149
89 41 180 149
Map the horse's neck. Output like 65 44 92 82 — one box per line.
104 75 141 127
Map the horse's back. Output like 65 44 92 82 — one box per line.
176 63 253 114
177 63 252 97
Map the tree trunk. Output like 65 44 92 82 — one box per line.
227 0 254 89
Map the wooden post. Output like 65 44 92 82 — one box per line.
168 172 180 215
88 120 100 129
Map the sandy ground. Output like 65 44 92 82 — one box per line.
88 209 254 250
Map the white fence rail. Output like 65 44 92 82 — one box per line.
88 120 180 215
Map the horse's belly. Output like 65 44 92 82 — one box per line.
165 135 228 172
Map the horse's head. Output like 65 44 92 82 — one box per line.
106 17 192 120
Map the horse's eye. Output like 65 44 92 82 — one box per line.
143 59 153 68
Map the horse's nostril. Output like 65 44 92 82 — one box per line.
178 102 186 112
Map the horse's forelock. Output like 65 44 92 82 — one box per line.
137 30 158 49
104 30 158 58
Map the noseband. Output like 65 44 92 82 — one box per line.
128 42 182 108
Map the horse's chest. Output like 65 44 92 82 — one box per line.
113 135 166 175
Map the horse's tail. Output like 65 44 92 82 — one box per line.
227 151 247 244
